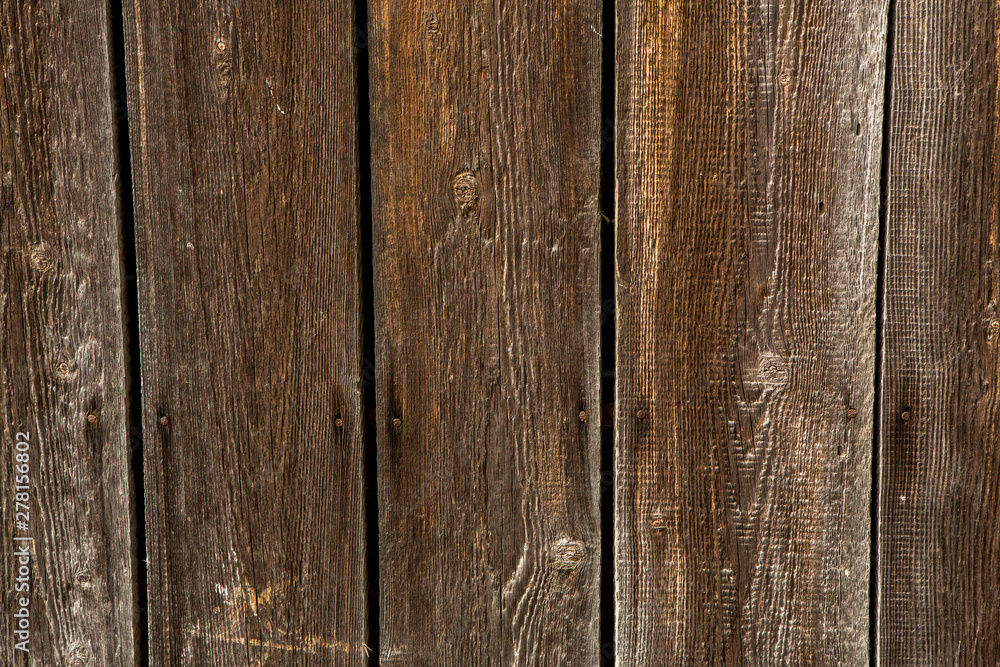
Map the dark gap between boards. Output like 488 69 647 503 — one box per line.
107 0 148 663
356 0 380 659
599 0 616 661
870 0 898 663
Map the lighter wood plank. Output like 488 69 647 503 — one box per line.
878 0 1000 662
615 0 888 663
124 0 367 663
0 0 136 662
370 0 604 662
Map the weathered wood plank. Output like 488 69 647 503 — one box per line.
369 0 603 662
615 0 888 663
878 0 1000 662
0 0 136 663
123 0 367 663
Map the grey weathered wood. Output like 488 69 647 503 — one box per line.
124 0 367 663
0 0 136 663
878 0 1000 662
615 0 888 663
369 0 603 662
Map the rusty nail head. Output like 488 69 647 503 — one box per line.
847 408 858 419
87 412 98 423
578 410 588 423
335 417 344 428
901 410 911 421
392 417 402 428
159 415 169 426
637 409 647 420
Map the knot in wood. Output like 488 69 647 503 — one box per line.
214 38 232 82
757 354 789 385
66 645 95 667
452 172 479 215
29 243 54 272
55 360 77 380
550 538 586 571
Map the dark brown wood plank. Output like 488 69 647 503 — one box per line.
123 0 367 663
615 0 888 663
878 0 1000 662
0 0 136 663
369 0 603 662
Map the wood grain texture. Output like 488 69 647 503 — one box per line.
615 0 888 663
124 0 367 663
369 0 603 663
0 0 136 663
878 0 1000 662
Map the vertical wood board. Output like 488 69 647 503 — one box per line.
879 0 1000 662
369 0 604 662
124 0 367 663
615 0 888 663
0 0 136 663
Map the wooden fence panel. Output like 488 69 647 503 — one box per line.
0 1 136 663
124 1 367 663
878 0 1000 663
369 0 603 662
614 0 888 663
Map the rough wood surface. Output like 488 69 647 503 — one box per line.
369 0 603 662
0 0 136 663
878 0 1000 662
614 0 888 663
124 0 367 663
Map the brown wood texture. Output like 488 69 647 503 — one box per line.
369 0 603 662
878 0 1000 662
0 0 136 664
124 0 367 663
615 0 888 663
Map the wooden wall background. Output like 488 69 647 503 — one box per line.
1 0 998 664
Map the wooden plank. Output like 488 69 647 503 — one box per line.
878 0 1000 662
0 0 136 663
369 0 603 662
123 0 367 663
615 0 888 663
